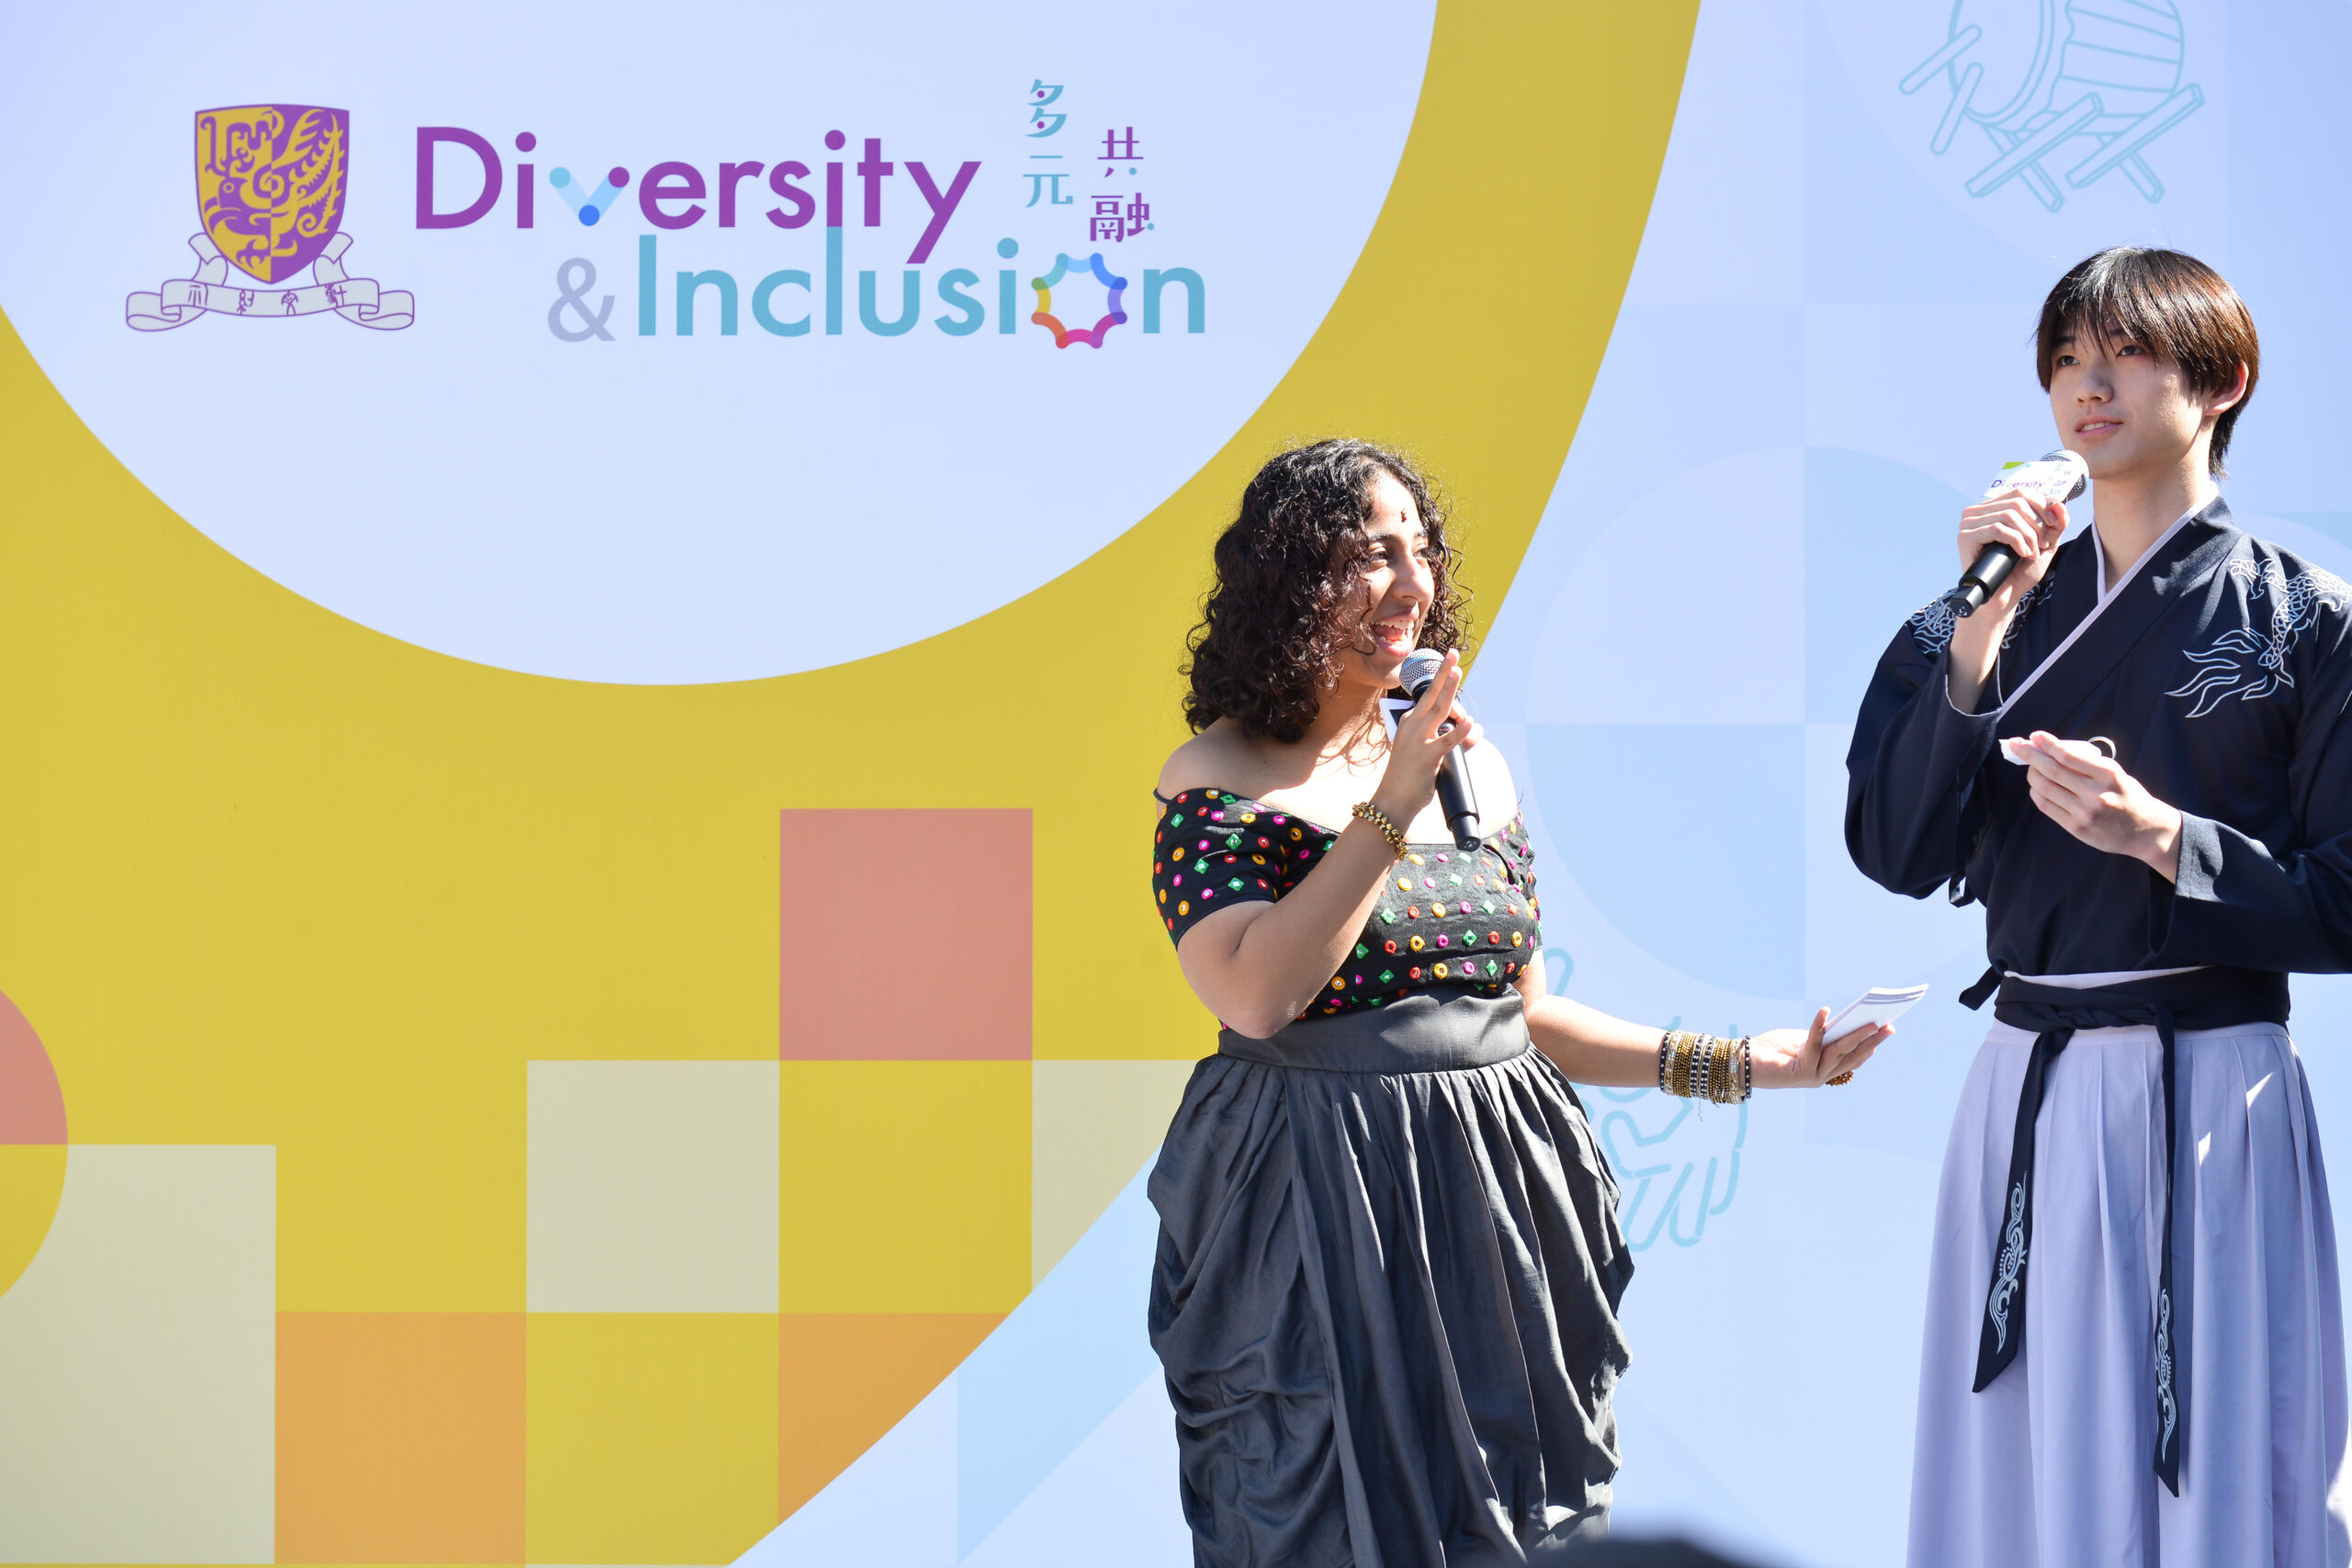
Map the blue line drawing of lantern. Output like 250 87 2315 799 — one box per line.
1900 0 2204 211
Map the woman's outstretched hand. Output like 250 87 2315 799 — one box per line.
1748 1009 1890 1089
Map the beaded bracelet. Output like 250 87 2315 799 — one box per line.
1710 1037 1753 1106
1659 1031 1756 1104
1661 1031 1702 1100
1350 800 1408 858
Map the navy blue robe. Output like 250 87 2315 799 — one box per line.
1847 497 2352 976
1849 498 2352 1559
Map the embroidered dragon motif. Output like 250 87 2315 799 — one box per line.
1907 597 1956 657
2167 557 2352 718
1906 579 2049 659
1987 1179 2029 1351
2154 1289 2178 1461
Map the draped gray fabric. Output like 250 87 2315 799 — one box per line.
1148 993 1634 1566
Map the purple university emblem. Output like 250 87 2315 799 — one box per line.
198 106 349 284
128 104 411 331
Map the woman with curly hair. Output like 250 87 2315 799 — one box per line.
1148 438 1885 1564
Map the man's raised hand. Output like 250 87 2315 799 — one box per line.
2015 731 2184 882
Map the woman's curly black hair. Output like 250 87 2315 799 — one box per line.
1182 438 1467 742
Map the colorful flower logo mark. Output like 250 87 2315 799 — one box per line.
1029 252 1127 348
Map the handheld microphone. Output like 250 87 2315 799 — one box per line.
1398 648 1483 851
1939 449 2087 618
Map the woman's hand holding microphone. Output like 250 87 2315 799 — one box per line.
1368 649 1479 835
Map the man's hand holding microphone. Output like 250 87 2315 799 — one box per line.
1932 446 2187 879
1945 452 2082 711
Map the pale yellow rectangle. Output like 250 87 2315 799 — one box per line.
0 1145 275 1563
528 1061 780 1313
1031 1059 1197 1281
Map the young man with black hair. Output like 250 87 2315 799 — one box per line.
1849 247 2352 1565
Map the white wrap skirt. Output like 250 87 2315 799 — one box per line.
1909 1017 2352 1566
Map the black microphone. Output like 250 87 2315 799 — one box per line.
1939 449 2087 618
1398 648 1482 851
1944 543 2020 619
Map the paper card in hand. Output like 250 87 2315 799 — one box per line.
1825 984 1930 1037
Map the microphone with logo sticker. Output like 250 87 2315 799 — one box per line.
1398 648 1483 852
1940 448 2088 617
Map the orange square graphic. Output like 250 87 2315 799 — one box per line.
780 808 1031 1060
779 1312 1000 1517
277 1312 524 1563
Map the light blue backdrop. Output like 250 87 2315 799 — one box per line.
1474 0 2352 1561
739 3 2352 1562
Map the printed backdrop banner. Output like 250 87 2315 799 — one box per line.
0 3 2343 1566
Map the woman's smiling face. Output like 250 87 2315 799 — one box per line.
1337 469 1434 694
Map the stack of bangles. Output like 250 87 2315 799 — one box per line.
1657 1030 1753 1105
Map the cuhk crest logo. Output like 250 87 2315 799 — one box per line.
127 106 414 331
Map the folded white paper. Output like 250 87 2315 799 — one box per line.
1825 983 1930 1037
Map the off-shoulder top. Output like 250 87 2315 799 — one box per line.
1150 787 1544 1021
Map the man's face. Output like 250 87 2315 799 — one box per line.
2047 323 2228 481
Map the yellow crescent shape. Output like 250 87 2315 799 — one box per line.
0 1 1698 1551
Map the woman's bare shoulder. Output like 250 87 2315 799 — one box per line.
1157 722 1265 800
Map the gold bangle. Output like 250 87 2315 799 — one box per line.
1669 1032 1697 1099
1827 1070 1855 1087
1351 800 1408 858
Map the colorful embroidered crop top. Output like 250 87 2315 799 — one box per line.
1150 787 1544 1021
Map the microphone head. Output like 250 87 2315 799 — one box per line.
1987 448 2088 505
1398 647 1446 699
2041 447 2089 503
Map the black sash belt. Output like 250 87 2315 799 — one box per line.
1955 964 2289 1494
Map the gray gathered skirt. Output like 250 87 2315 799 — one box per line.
1148 992 1634 1567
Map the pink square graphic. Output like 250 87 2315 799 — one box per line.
780 809 1031 1060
